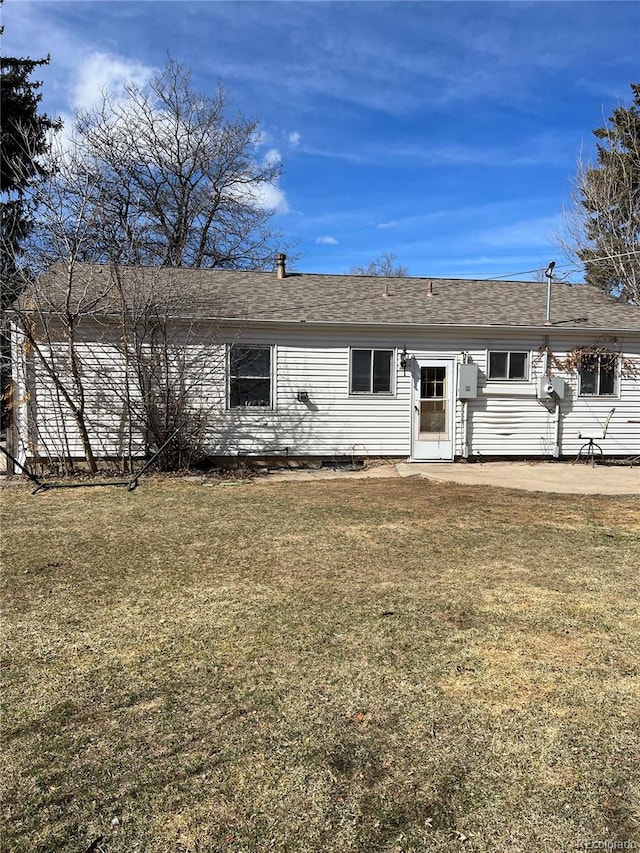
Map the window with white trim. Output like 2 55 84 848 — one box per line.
579 353 617 396
229 345 272 408
350 348 393 394
488 350 529 380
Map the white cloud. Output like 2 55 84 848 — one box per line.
263 148 282 167
315 236 338 245
377 221 397 229
251 129 270 147
241 181 289 214
72 52 155 111
64 51 291 217
288 131 301 148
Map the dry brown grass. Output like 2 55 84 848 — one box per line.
1 477 639 852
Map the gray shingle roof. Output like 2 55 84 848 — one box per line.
24 263 640 331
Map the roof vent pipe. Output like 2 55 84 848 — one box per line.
276 253 287 279
427 281 434 297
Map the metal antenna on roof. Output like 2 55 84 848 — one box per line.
544 261 556 326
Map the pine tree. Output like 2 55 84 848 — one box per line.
1 53 60 307
1 47 60 438
576 83 640 303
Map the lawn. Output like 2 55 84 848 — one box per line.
1 477 639 853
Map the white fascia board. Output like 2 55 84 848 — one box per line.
26 311 640 336
211 317 640 335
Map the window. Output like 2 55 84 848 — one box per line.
229 345 272 408
488 351 529 380
579 353 617 396
350 349 393 394
419 366 448 436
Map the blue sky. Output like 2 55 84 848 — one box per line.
3 0 639 279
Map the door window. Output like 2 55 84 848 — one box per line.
419 366 448 437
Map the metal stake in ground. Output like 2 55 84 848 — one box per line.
126 429 181 491
0 444 46 491
0 428 180 494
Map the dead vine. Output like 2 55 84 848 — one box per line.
535 338 639 378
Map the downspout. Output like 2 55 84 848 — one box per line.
543 262 562 459
462 399 469 459
461 351 469 459
553 397 561 459
9 320 27 470
543 331 561 460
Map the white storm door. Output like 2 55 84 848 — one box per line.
411 358 455 461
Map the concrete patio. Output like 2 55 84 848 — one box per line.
258 459 640 495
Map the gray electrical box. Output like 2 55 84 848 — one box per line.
537 376 566 399
458 363 478 399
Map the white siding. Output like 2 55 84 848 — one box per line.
21 340 143 460
207 338 411 456
205 327 640 460
550 347 640 457
13 322 640 461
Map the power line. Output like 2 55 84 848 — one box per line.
554 248 640 274
481 267 543 281
478 248 640 282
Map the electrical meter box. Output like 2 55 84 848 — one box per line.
458 363 478 399
537 376 566 399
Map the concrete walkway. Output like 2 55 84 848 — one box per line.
258 460 639 495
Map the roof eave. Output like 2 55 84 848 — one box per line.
13 309 640 335
209 316 640 334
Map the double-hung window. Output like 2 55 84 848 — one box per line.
488 351 529 381
579 353 617 396
229 345 272 408
350 348 393 394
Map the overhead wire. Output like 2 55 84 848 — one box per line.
476 248 640 282
481 267 544 281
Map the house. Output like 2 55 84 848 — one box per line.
8 256 640 468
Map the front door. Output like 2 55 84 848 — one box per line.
411 358 455 461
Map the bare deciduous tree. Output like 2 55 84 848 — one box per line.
6 60 284 473
110 265 228 471
10 159 229 473
76 58 288 270
9 139 116 473
348 252 409 277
